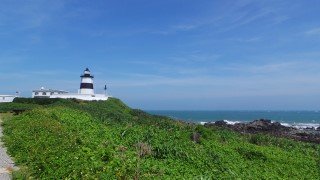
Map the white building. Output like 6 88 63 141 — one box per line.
32 88 68 98
0 95 17 103
32 68 109 101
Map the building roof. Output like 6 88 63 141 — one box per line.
81 68 94 78
32 88 68 93
0 95 16 97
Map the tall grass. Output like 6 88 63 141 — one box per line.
0 98 319 179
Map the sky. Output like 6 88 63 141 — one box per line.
1 0 320 110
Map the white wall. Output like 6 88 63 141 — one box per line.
0 96 16 103
50 94 108 101
81 77 94 83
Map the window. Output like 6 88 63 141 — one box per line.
2 97 4 100
50 92 54 95
43 92 46 95
35 92 39 95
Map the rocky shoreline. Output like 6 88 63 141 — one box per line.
204 119 320 144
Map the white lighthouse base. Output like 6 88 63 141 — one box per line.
79 89 94 95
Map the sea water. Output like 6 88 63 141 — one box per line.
147 111 320 129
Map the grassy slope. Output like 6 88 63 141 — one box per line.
0 98 319 179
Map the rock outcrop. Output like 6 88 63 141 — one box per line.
205 119 320 144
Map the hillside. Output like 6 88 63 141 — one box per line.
0 98 319 179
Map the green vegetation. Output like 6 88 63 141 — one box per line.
0 98 319 179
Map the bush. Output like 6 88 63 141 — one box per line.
1 98 319 179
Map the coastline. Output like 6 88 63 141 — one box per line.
148 111 320 143
199 120 320 130
148 110 320 129
204 119 320 144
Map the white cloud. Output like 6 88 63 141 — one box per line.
150 0 291 36
172 24 198 31
225 61 301 74
109 71 320 99
0 0 66 30
272 15 290 24
150 24 200 35
305 27 320 36
227 37 262 43
103 57 320 102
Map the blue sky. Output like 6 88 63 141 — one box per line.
1 0 320 110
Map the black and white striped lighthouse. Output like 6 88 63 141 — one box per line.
79 68 94 95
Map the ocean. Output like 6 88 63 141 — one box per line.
147 111 320 129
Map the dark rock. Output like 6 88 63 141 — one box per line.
244 119 290 133
214 120 227 126
273 122 282 126
306 127 315 130
191 132 201 143
12 109 26 115
203 118 320 144
292 131 320 144
203 122 215 127
249 119 272 127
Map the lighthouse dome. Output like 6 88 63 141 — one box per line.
81 68 94 78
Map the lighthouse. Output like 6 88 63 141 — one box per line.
79 68 94 95
32 67 109 100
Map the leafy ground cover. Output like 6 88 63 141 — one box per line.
0 98 319 179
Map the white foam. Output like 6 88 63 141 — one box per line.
199 119 240 125
200 122 207 125
292 123 319 130
280 122 320 130
223 120 241 125
199 120 241 125
279 122 291 127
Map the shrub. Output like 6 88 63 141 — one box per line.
135 142 152 158
236 147 267 161
1 98 319 179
